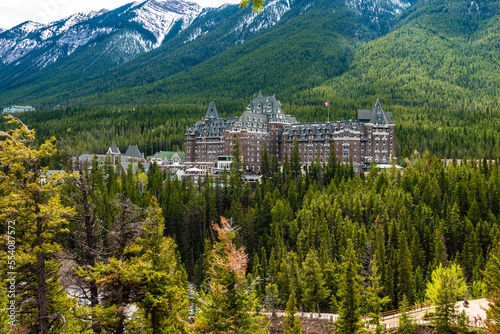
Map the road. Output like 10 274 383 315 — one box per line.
384 298 489 329
269 298 490 330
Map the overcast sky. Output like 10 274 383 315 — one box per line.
0 0 240 30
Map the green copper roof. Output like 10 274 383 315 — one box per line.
150 151 185 161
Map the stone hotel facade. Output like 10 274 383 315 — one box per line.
185 93 396 173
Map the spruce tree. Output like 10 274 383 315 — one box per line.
398 295 416 334
366 256 390 334
302 249 329 314
484 241 500 333
283 292 302 334
62 156 104 332
336 241 362 334
291 139 301 180
261 145 271 182
397 230 415 306
229 137 244 197
426 264 466 333
128 197 189 333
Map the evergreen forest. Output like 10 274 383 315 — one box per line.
2 117 500 333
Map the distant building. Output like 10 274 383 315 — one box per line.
122 145 145 162
3 105 36 114
107 142 121 163
148 151 185 166
186 94 396 173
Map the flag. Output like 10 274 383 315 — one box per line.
324 102 329 106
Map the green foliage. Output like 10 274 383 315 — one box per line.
239 0 265 11
484 241 500 333
457 310 470 333
128 197 190 333
425 263 467 305
283 292 302 334
398 295 416 334
336 241 362 334
366 256 391 334
302 249 329 314
3 107 500 332
397 230 415 306
428 264 466 333
0 116 77 334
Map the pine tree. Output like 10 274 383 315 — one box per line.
366 256 390 334
230 137 244 197
291 139 301 180
484 241 500 333
283 292 302 334
302 249 329 314
77 194 148 333
398 295 416 334
426 264 466 333
127 197 189 333
433 271 458 333
261 145 271 183
264 280 280 317
397 230 415 306
0 116 76 333
336 241 362 334
195 217 267 334
147 162 163 199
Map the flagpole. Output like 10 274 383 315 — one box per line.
328 102 330 123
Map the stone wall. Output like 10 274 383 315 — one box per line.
267 315 336 334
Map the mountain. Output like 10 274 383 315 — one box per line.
307 0 500 109
0 0 202 100
6 0 500 162
0 0 410 107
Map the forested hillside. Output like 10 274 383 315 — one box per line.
309 0 500 108
2 118 500 333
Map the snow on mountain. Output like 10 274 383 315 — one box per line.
0 21 46 64
0 0 416 85
129 0 202 46
346 0 412 18
0 0 202 68
229 0 294 43
41 9 109 40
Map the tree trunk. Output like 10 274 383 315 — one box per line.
90 282 100 333
37 215 50 334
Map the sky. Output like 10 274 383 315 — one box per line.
0 0 240 30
